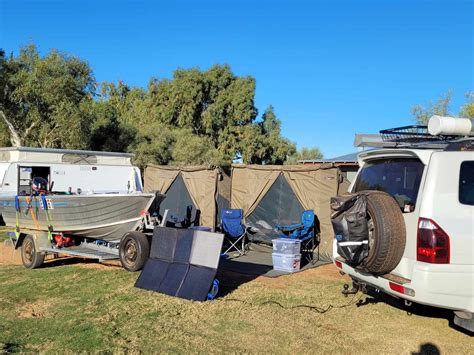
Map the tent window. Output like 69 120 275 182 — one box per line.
247 174 305 243
61 153 98 164
159 174 198 222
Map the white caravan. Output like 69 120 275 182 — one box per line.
0 147 143 196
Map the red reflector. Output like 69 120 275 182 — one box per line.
335 260 343 269
389 282 405 294
389 282 415 296
417 218 450 264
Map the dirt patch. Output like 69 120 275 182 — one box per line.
16 300 50 319
0 241 22 265
256 264 350 288
0 238 122 269
305 263 351 281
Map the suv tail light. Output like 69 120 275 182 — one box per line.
417 218 450 264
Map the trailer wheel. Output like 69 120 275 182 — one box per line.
119 232 150 272
21 235 44 269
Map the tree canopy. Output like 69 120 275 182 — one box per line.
0 45 308 167
285 147 323 165
412 90 474 123
0 45 95 148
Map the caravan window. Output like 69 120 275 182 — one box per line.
62 153 97 164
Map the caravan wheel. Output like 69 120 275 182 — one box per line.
21 235 45 269
119 232 150 272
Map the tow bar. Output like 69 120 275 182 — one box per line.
342 281 368 296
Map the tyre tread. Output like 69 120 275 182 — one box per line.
363 191 406 275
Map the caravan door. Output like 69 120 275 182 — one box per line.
18 166 51 195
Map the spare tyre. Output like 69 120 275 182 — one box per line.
362 191 406 275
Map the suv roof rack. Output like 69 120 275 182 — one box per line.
355 125 474 150
380 125 457 143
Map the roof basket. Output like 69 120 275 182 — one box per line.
355 117 474 150
379 125 457 143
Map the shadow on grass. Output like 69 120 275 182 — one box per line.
356 289 473 336
215 256 277 298
215 268 262 298
1 342 24 353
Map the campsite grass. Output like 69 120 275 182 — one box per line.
0 258 472 353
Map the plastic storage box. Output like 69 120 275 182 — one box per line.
272 253 301 272
272 238 301 255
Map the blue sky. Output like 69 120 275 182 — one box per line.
0 0 472 157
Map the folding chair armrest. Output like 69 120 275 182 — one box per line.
276 223 304 233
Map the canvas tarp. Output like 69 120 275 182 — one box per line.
144 165 220 229
231 164 340 261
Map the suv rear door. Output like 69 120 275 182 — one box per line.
352 154 426 277
419 152 474 265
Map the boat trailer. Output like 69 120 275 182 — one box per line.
9 210 169 269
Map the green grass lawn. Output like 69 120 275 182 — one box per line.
0 260 472 353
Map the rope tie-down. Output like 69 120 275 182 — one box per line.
40 195 54 241
14 195 21 239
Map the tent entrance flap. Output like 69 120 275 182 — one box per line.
158 174 198 224
247 174 305 243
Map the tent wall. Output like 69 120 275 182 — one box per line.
231 167 280 215
144 165 230 229
338 173 352 196
231 164 340 262
180 169 218 228
144 167 179 194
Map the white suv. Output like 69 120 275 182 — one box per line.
333 117 474 332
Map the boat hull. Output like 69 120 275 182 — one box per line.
0 193 162 241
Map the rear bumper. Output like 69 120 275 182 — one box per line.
335 259 474 313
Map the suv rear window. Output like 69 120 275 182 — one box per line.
459 161 474 206
353 158 424 211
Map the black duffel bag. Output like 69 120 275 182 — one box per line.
330 194 369 266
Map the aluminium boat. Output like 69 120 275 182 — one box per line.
0 193 165 241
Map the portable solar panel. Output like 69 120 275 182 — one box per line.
135 227 224 301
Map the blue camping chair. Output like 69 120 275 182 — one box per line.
276 210 318 263
220 208 247 256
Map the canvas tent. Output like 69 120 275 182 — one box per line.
144 165 230 230
231 164 346 262
299 152 360 194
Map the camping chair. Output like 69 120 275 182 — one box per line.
276 210 318 264
220 208 247 256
